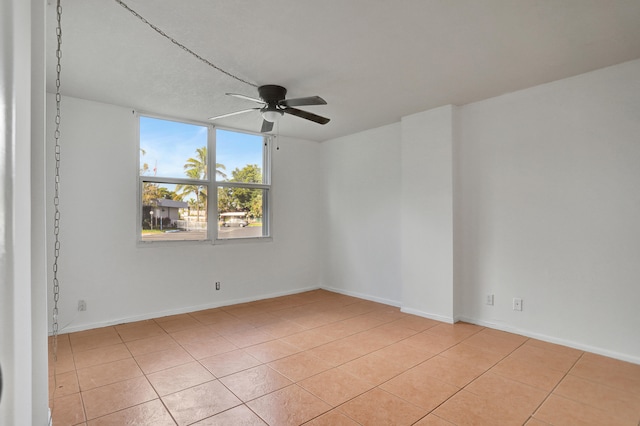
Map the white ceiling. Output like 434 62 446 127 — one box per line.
46 0 640 142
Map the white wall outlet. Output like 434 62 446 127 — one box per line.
513 297 523 311
78 299 87 311
486 294 494 305
215 281 221 291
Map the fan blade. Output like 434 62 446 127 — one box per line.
208 108 258 121
261 120 274 133
279 96 327 107
283 107 330 125
227 93 264 104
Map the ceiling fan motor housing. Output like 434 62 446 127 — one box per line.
258 85 287 104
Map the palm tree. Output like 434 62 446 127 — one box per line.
179 146 227 221
176 169 204 221
183 146 227 181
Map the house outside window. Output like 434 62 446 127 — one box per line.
138 114 271 243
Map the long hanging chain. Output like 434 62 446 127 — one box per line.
52 0 63 362
113 0 257 89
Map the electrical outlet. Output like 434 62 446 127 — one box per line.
78 299 87 311
486 294 494 305
513 297 523 311
215 281 221 291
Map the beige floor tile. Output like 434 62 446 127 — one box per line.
180 335 237 360
134 346 194 374
77 357 143 391
439 342 505 370
279 329 336 350
338 352 407 386
258 319 306 338
391 315 441 332
169 325 221 345
48 290 638 425
222 328 275 348
49 350 77 375
338 387 426 425
268 351 333 382
243 339 300 363
82 376 157 420
307 339 367 367
465 372 548 417
247 385 331 426
411 355 485 388
381 369 459 411
526 338 584 357
219 364 292 402
372 341 436 369
299 367 372 406
124 334 181 356
434 389 529 425
192 404 267 425
156 315 202 333
403 331 460 354
304 409 360 425
511 342 582 372
87 399 175 426
49 370 80 399
147 361 215 396
413 414 456 425
115 322 166 342
428 322 483 341
570 355 640 395
199 349 261 378
162 380 241 426
554 374 640 423
534 394 629 426
491 355 566 391
70 328 122 353
463 329 525 355
50 392 86 425
73 343 131 370
208 319 256 336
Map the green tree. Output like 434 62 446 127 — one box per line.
220 164 263 219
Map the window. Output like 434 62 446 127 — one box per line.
215 128 270 240
138 115 270 243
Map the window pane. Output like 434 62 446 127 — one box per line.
216 129 264 183
217 186 267 239
141 183 208 241
140 116 208 180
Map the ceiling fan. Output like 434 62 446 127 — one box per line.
209 85 330 133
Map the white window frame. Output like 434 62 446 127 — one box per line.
136 112 272 245
213 125 272 244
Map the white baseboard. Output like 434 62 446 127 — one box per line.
320 285 402 308
53 285 320 334
400 307 455 324
457 316 640 365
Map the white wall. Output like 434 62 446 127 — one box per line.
46 95 323 332
321 123 402 306
457 59 640 362
401 106 456 322
47 60 640 364
321 60 640 363
1 0 48 424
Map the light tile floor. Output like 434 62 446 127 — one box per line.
49 289 640 425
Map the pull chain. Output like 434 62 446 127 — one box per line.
52 0 63 362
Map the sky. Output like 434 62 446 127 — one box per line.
139 115 263 182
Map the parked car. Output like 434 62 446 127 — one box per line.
221 218 248 227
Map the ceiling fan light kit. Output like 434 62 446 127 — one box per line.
209 84 330 133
